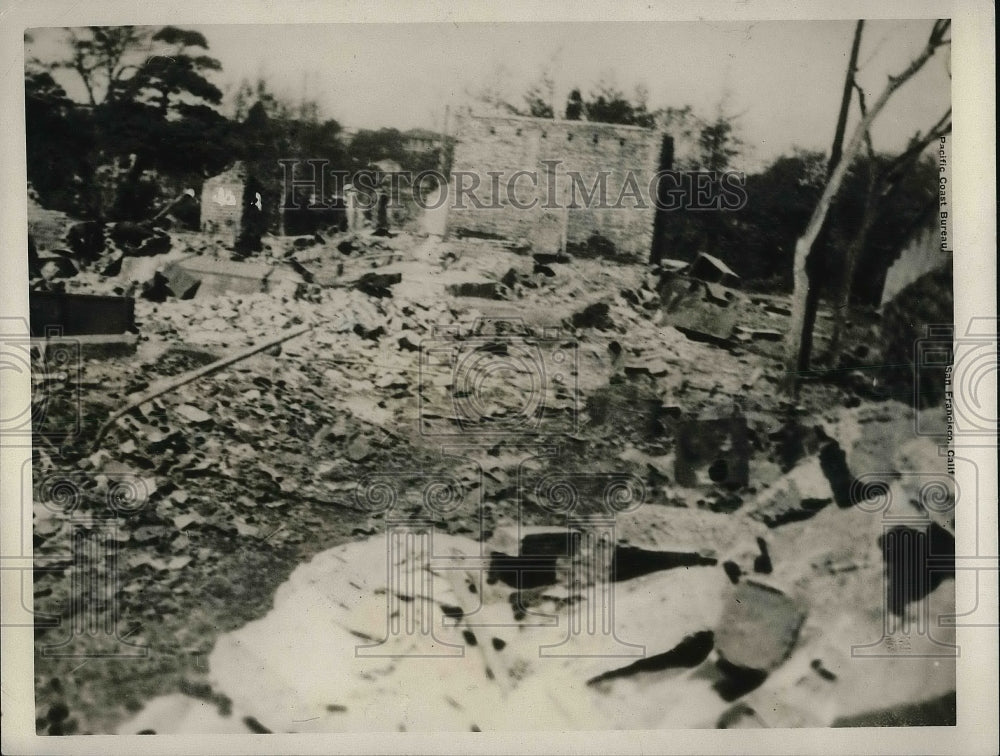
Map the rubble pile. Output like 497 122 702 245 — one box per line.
29 217 956 733
116 466 955 732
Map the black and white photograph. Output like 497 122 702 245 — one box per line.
1 2 996 753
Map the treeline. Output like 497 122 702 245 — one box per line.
26 27 938 303
25 26 444 228
659 148 938 305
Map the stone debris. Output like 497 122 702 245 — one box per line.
747 456 836 527
174 404 212 425
445 279 505 299
34 252 79 280
674 413 750 489
25 213 955 733
354 271 402 298
570 301 615 330
110 221 172 256
715 580 806 675
29 290 135 337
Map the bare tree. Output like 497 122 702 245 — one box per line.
826 105 952 363
784 19 951 393
828 22 866 177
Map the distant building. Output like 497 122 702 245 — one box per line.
402 128 443 154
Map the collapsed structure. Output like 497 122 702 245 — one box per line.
445 113 670 258
199 162 248 242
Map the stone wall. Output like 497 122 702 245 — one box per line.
446 114 665 258
200 163 247 242
880 215 950 307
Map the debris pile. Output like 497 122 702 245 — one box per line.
28 218 955 733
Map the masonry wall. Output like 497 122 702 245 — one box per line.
200 163 247 241
446 114 663 258
880 217 950 307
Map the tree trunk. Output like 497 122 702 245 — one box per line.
827 108 951 366
829 22 865 176
784 21 863 391
784 20 950 394
826 205 876 362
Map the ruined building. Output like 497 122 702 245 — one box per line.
446 114 671 259
200 162 268 251
200 162 247 241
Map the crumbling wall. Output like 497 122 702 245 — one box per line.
200 163 247 240
446 114 662 258
880 217 950 307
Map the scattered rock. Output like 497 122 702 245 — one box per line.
354 272 401 298
398 335 421 352
810 658 837 681
352 322 386 341
715 580 805 675
623 357 670 378
752 537 773 574
37 252 79 280
533 263 556 277
570 302 615 330
175 405 212 425
747 461 833 528
716 702 767 728
488 550 559 590
446 280 504 299
66 221 106 260
818 439 854 508
675 414 750 489
722 560 742 584
345 436 374 463
532 252 571 265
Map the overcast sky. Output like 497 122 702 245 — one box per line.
26 20 951 170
